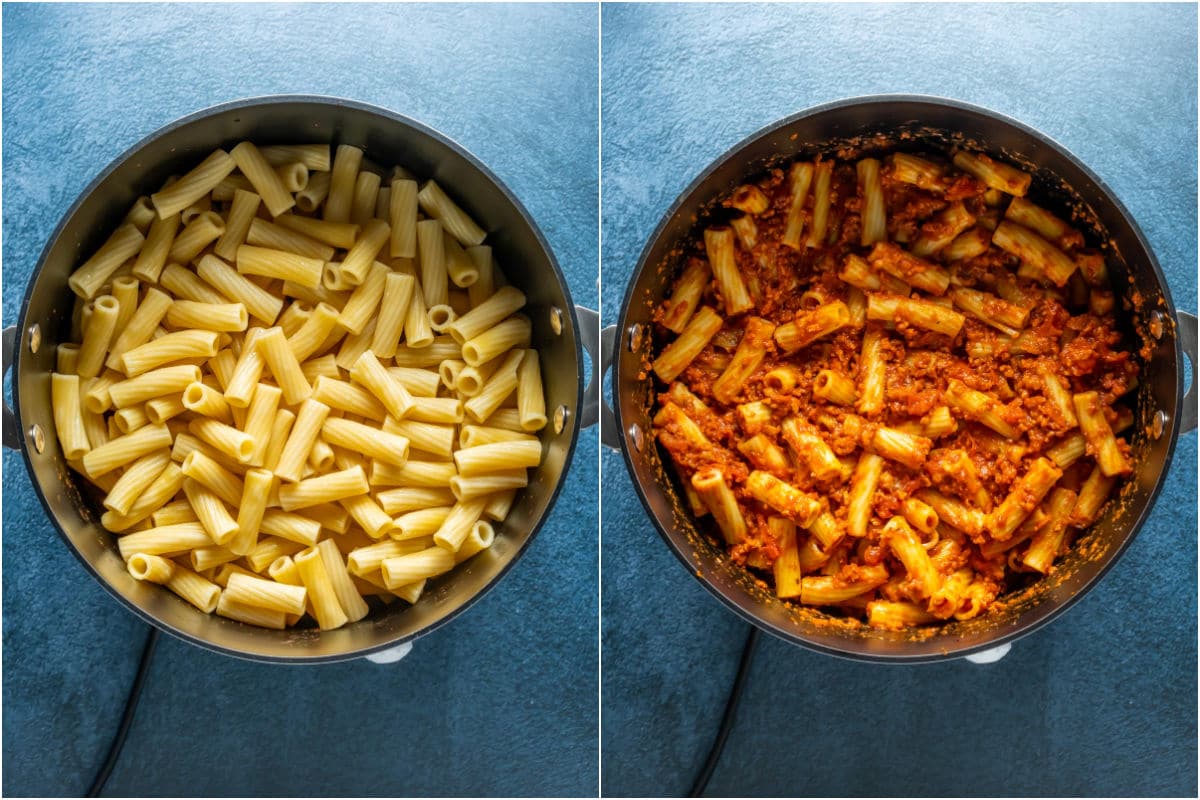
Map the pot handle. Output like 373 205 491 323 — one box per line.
577 307 618 443
964 642 1011 665
1179 311 1196 434
363 641 413 664
599 324 619 448
2 326 19 450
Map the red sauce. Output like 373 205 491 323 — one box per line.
650 148 1139 629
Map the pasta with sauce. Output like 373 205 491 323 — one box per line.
650 147 1138 630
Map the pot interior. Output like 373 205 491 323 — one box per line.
15 98 583 662
616 97 1183 661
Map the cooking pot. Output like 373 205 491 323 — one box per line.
603 95 1196 662
3 96 601 663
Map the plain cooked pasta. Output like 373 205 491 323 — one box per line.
350 171 382 227
161 263 227 305
51 374 90 460
77 296 121 379
68 225 146 299
389 178 419 258
132 214 181 283
169 211 226 264
247 215 336 260
110 293 173 367
47 139 550 631
324 144 363 225
276 213 360 251
230 141 296 218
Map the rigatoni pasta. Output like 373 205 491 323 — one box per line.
48 139 551 631
651 145 1139 629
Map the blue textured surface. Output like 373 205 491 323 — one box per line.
3 4 598 797
601 4 1197 797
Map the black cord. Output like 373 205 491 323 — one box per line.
87 626 160 798
688 625 761 798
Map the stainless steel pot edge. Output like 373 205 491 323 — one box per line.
10 95 588 664
611 93 1192 663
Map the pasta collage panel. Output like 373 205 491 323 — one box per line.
598 3 1194 799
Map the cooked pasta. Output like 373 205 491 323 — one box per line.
47 139 550 630
650 146 1138 629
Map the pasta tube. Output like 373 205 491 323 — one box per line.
77 295 121 379
82 423 173 477
882 516 942 599
381 547 456 589
340 219 391 287
230 468 274 556
51 374 91 460
446 285 525 344
988 457 1063 540
197 254 283 325
417 180 485 247
389 178 419 258
168 211 225 264
212 189 262 262
165 301 248 333
236 244 323 288
461 316 531 367
316 538 369 621
952 150 1031 196
370 272 416 359
165 565 221 613
68 225 146 299
127 553 176 584
1073 391 1132 477
118 329 219 376
278 466 370 512
274 399 332 483
992 221 1076 286
713 317 775 404
230 141 295 217
704 227 752 315
432 498 488 552
350 350 414 421
256 326 311 406
294 546 348 630
857 159 886 246
151 149 236 218
323 417 410 466
652 306 723 382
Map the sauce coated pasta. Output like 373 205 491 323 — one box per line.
650 147 1137 630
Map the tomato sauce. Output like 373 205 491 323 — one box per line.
650 148 1139 628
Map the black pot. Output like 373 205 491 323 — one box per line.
606 95 1197 662
3 96 601 663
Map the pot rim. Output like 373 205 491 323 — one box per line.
613 93 1184 663
14 94 584 663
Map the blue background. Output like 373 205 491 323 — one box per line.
601 3 1197 797
2 4 598 797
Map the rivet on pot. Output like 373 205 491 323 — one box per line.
627 323 643 352
1150 310 1166 340
552 404 570 434
28 324 41 354
28 424 45 454
1152 410 1167 439
628 423 644 452
549 307 564 336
